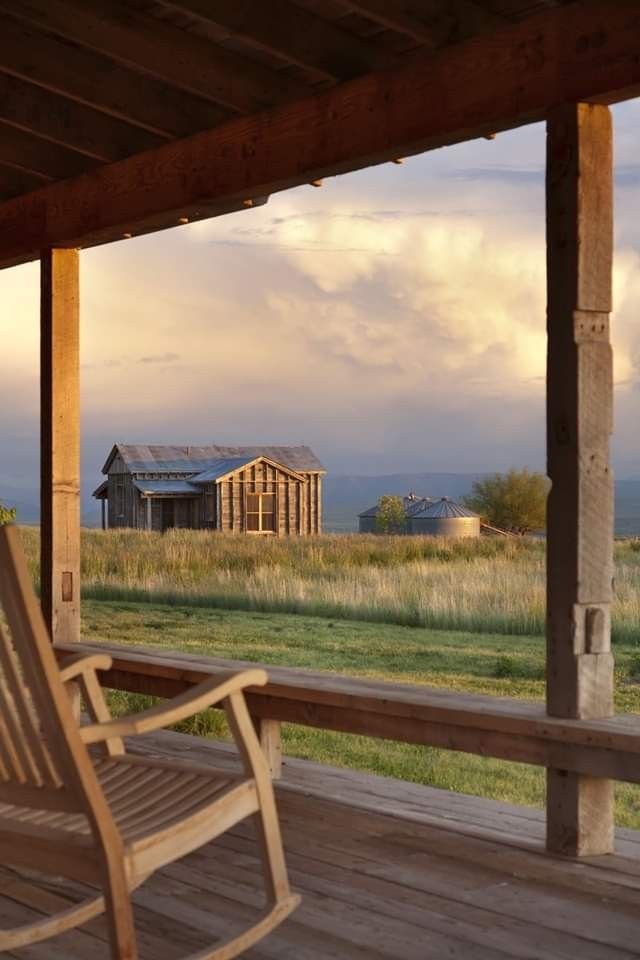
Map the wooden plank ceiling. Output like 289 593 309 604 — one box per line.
0 0 570 202
8 0 640 269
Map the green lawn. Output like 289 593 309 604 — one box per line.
83 599 640 828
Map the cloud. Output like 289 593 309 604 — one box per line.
1 113 640 485
138 353 180 365
449 166 543 185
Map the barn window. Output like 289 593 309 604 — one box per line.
246 492 276 533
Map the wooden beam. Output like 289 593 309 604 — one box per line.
0 73 164 162
41 249 80 644
251 716 283 779
2 0 304 113
545 103 614 857
0 15 229 139
54 641 640 787
169 0 385 79
0 0 638 268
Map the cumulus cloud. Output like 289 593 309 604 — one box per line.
1 106 639 487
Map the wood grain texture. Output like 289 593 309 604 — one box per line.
1 0 639 267
170 0 384 78
0 72 164 162
0 527 297 957
10 727 638 960
545 102 614 856
40 249 80 645
0 15 228 139
1 0 304 113
53 641 640 786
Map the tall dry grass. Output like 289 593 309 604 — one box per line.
18 527 640 641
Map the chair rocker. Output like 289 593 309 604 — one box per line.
0 524 299 959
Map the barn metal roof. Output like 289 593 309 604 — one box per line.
191 456 305 484
102 443 325 474
189 457 260 483
411 498 479 519
132 479 199 496
92 480 108 500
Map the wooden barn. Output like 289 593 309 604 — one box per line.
93 444 325 534
2 2 640 957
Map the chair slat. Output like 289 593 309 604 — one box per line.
0 626 61 788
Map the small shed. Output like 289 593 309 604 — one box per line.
407 498 480 538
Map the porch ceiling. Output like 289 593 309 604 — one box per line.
0 0 637 268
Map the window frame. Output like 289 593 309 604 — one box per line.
245 489 277 534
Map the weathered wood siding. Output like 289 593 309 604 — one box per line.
107 471 139 528
105 463 322 535
214 466 321 535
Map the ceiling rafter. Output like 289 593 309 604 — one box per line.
0 73 164 162
345 0 505 46
0 16 228 138
0 162 48 201
0 0 635 270
0 0 308 113
165 0 386 79
0 121 97 180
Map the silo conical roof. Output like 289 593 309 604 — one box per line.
411 497 479 519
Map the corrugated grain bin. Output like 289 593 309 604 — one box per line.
407 498 480 538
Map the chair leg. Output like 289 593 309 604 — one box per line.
105 888 138 960
253 789 291 906
102 858 138 960
224 692 293 907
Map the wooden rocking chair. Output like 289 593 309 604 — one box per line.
0 524 299 959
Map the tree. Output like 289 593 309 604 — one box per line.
464 469 548 534
0 500 16 525
374 495 406 534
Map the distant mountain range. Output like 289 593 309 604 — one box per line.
4 472 640 536
323 472 488 531
323 473 640 536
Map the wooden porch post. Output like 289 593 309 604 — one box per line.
545 104 614 856
101 499 106 531
40 249 81 644
146 497 152 531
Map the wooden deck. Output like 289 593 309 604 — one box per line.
4 730 640 959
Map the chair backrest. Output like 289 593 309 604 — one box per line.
0 525 119 838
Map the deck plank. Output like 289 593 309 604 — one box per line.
4 730 640 959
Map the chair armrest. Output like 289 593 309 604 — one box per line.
59 653 113 684
79 668 268 744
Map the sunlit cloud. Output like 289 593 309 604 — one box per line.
1 103 639 511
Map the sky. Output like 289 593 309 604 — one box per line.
1 100 639 515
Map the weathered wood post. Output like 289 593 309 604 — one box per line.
546 103 614 856
40 248 81 645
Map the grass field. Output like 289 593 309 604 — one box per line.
19 527 640 642
82 599 640 829
15 527 640 824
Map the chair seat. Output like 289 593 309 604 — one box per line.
0 753 250 851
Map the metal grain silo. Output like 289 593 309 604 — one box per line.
407 498 480 538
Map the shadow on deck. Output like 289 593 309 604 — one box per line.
4 731 640 959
